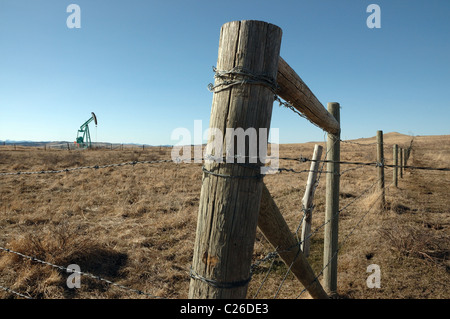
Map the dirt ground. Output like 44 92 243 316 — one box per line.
0 132 448 299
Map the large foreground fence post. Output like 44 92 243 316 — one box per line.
189 20 282 299
323 102 340 295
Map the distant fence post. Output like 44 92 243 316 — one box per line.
376 130 385 208
403 148 407 176
301 144 323 257
323 102 340 295
393 144 398 187
400 147 403 178
189 20 282 299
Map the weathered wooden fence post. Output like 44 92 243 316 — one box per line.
301 144 323 257
189 20 282 299
403 148 407 177
405 147 410 165
393 144 398 187
400 147 403 178
376 130 385 208
323 102 340 295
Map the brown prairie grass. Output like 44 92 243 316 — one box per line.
0 134 449 299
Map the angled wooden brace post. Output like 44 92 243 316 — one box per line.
258 184 329 299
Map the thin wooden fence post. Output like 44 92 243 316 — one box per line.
403 148 407 176
400 147 403 178
376 130 385 208
323 102 340 295
301 144 323 257
393 144 398 187
189 20 282 299
392 144 398 187
405 147 410 165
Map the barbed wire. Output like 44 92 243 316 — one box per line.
1 137 446 299
1 147 447 178
274 96 327 132
252 136 337 298
0 246 164 299
0 283 33 299
250 173 383 299
277 157 450 172
0 159 176 176
296 181 395 299
340 139 377 146
208 66 279 94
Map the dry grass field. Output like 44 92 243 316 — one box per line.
0 132 449 299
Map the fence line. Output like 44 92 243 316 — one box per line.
250 176 383 298
296 181 395 298
248 133 418 298
278 157 450 172
1 135 446 299
248 132 438 298
2 154 447 178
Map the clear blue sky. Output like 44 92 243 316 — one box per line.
1 0 449 145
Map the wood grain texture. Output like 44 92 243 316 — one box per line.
301 144 323 257
276 57 340 134
323 102 340 294
189 20 282 299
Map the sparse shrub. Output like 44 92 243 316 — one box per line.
379 221 449 264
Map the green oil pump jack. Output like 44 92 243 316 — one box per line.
76 112 97 149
